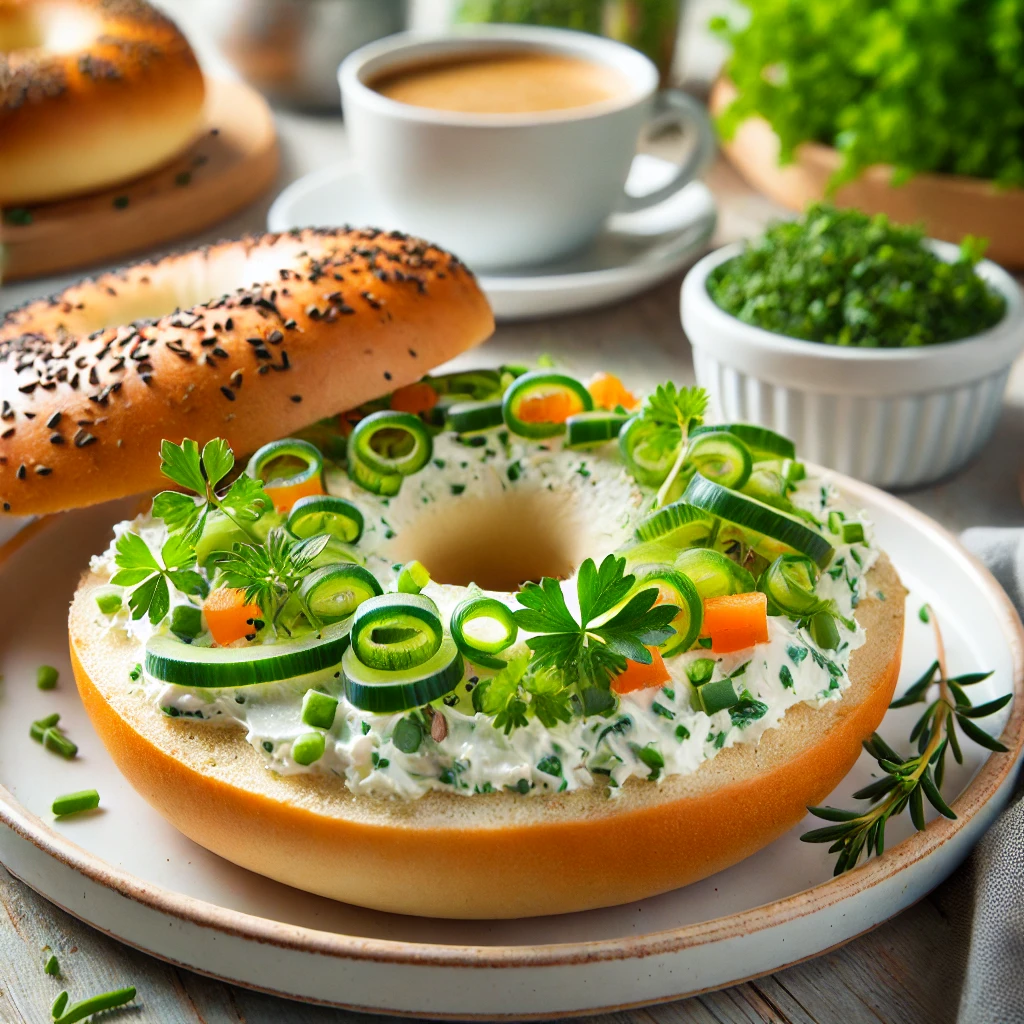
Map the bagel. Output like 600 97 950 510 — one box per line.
68 367 906 919
0 228 494 515
0 0 206 204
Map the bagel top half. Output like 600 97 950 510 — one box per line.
0 228 494 515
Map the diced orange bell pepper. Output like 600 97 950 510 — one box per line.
611 646 670 694
702 591 769 653
588 372 638 411
517 391 582 425
264 474 325 514
390 381 439 415
204 588 262 646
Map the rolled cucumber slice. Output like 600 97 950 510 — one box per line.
690 423 796 460
287 495 364 543
629 566 702 657
350 593 443 671
145 621 351 689
634 500 713 546
683 474 835 568
685 430 752 490
342 636 464 713
300 564 382 624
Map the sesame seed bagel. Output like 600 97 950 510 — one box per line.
69 556 905 919
0 0 206 204
0 228 494 516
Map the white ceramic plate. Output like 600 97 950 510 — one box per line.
266 155 717 321
0 476 1019 1018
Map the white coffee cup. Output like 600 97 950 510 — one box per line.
339 26 715 271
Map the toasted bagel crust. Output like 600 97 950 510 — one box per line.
0 0 205 203
70 557 906 919
0 228 494 515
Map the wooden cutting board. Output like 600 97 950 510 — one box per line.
0 77 279 282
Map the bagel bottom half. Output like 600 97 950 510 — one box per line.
69 557 905 919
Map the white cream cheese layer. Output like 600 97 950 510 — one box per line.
89 431 877 801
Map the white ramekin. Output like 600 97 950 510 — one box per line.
681 240 1024 489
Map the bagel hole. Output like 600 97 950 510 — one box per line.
386 488 594 593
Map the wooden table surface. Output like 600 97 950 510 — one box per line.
1 18 1019 1021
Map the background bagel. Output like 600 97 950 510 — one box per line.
0 0 206 204
69 556 906 920
0 228 495 516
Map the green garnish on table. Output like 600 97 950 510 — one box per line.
707 205 1006 348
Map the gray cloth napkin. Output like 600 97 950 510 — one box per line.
941 529 1024 1023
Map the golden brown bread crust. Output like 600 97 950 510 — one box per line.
0 0 205 204
0 228 495 515
69 556 906 919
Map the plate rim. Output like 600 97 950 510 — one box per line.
0 472 1020 970
265 159 718 297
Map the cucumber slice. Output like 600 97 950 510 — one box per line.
448 400 505 434
247 439 323 489
675 548 756 600
287 495 364 543
350 593 443 671
685 430 752 490
502 371 593 439
350 410 433 477
690 423 796 460
618 414 680 486
428 369 503 400
347 450 402 496
758 554 822 618
342 636 464 713
634 500 713 546
565 411 629 448
450 596 518 670
300 564 382 624
629 566 702 657
683 474 835 568
145 621 351 689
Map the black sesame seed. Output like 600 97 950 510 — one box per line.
45 411 61 429
74 431 97 448
18 382 37 394
409 348 417 358
220 386 236 401
16 464 25 479
224 318 234 331
2 503 9 512
140 373 153 387
284 319 297 330
267 330 283 344
1 428 14 439
257 365 270 375
290 395 302 403
384 371 392 381
50 434 64 445
230 370 243 387
34 465 51 476
212 347 229 359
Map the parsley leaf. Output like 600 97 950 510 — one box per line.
472 655 529 735
112 531 205 624
630 384 709 506
523 667 573 729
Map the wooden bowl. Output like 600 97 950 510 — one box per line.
710 79 1024 269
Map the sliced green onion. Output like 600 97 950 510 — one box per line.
350 593 443 671
691 423 796 460
676 548 756 600
52 993 69 1019
52 986 136 1024
448 399 505 434
810 610 841 651
760 554 823 618
634 500 712 545
502 371 593 439
565 411 629 448
685 430 752 490
695 678 739 715
287 495 364 543
781 458 806 484
828 511 865 544
299 564 382 624
52 789 100 817
42 727 77 759
683 474 835 568
342 635 464 713
397 560 430 594
145 621 351 688
450 596 519 669
292 731 326 765
629 566 702 657
347 450 402 496
618 414 679 486
95 592 122 615
247 438 323 489
36 665 58 690
301 689 339 729
44 954 59 976
170 604 202 639
349 410 432 477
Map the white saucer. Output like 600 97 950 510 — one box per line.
267 155 717 321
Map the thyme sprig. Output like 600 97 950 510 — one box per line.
801 605 1010 874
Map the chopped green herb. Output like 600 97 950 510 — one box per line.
507 460 522 482
52 992 68 1019
129 663 142 681
728 660 750 679
634 743 665 780
661 687 675 700
36 665 59 690
730 691 769 728
536 754 562 777
449 483 466 496
44 954 59 976
301 689 338 730
698 637 713 649
95 592 122 615
779 664 795 689
52 790 100 817
675 724 691 741
919 604 931 624
360 721 371 735
51 985 136 1024
170 604 202 639
652 701 675 720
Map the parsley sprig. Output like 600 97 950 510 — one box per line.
218 528 329 630
634 384 708 507
512 555 677 713
111 532 206 623
801 606 1009 874
472 655 574 734
153 438 269 543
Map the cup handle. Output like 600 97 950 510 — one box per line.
617 89 716 213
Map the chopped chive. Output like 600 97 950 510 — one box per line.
698 637 713 649
779 664 795 690
52 790 100 817
674 724 690 741
42 728 77 759
292 732 325 766
301 689 338 730
30 713 60 742
36 665 59 690
52 992 68 1018
919 604 931 623
44 954 59 976
129 663 142 682
95 592 122 615
52 985 136 1024
652 701 675 720
695 678 740 715
841 521 865 544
